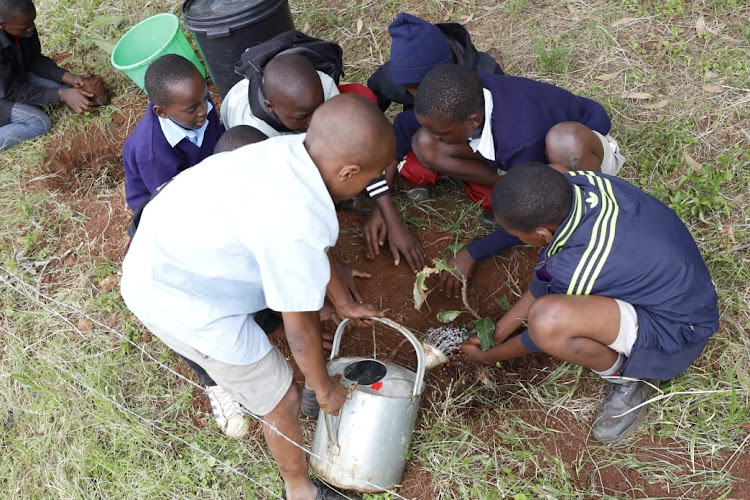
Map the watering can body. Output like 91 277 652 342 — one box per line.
309 318 425 493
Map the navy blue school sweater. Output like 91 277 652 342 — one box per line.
122 97 224 211
522 171 719 380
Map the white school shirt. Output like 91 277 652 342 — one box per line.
120 134 338 365
468 88 496 162
220 71 339 134
158 101 214 147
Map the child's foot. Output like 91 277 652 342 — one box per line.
206 385 249 438
591 379 656 444
300 386 320 418
480 211 500 229
406 187 429 202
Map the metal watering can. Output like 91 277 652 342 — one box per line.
309 317 425 493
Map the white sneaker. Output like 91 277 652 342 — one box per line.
205 385 249 438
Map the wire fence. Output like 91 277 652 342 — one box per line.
0 265 411 500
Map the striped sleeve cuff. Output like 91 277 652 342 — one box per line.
365 174 389 199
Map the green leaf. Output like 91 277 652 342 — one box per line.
11 373 43 392
437 310 463 323
496 295 512 312
472 317 495 351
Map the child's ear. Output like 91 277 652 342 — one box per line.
467 112 483 130
338 164 361 181
535 227 555 245
264 99 275 114
152 104 169 119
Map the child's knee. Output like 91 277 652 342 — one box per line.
411 127 440 166
527 295 569 346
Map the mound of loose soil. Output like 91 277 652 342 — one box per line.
80 74 109 106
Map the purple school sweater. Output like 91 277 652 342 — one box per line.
123 97 224 211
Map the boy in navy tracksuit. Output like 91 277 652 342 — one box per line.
122 54 224 211
461 163 719 443
0 0 94 150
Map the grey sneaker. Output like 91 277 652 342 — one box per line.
592 379 656 444
406 187 429 202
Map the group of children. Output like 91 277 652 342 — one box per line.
2 4 719 498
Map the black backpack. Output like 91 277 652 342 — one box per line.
234 31 344 132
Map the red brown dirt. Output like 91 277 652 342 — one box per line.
80 74 109 106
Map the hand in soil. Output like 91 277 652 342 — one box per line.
460 336 487 364
58 88 96 113
439 249 476 298
384 220 426 273
333 258 371 303
334 301 383 327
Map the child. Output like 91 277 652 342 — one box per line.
412 64 625 297
121 94 394 499
0 0 95 150
368 12 503 112
126 124 270 439
223 52 427 273
122 54 225 211
461 163 719 443
363 12 505 267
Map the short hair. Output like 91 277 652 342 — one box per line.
492 162 573 232
414 63 483 122
263 53 321 101
213 125 268 153
144 54 202 107
0 0 34 20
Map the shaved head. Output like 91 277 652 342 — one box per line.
264 53 322 101
262 53 324 132
305 94 395 201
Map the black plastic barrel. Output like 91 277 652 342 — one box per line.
182 0 294 98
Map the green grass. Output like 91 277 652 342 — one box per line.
1 0 749 498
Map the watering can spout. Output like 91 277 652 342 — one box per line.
422 342 449 370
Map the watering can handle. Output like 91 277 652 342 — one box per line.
323 413 339 455
329 317 426 397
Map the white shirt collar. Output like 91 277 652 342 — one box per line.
157 100 213 148
468 88 495 161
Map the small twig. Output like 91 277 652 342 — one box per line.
423 235 451 249
502 263 524 297
387 338 410 362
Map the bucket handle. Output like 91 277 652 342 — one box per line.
330 317 425 398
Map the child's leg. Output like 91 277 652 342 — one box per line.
412 127 501 187
525 294 621 371
545 121 605 172
0 103 52 151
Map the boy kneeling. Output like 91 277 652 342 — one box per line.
462 163 719 443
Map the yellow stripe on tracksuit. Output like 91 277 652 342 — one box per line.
566 172 620 295
548 182 583 257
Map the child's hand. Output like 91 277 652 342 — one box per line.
439 249 476 298
61 72 86 88
334 301 384 328
461 336 488 364
364 206 387 259
333 258 371 303
58 88 96 113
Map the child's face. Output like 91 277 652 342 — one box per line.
266 87 324 133
1 10 37 38
154 75 209 130
416 114 478 145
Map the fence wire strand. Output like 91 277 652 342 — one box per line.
0 265 411 500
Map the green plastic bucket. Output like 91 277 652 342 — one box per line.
111 13 206 92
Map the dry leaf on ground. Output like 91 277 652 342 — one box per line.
611 17 636 27
627 92 652 100
641 99 669 110
683 151 702 172
696 13 706 38
703 84 724 93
